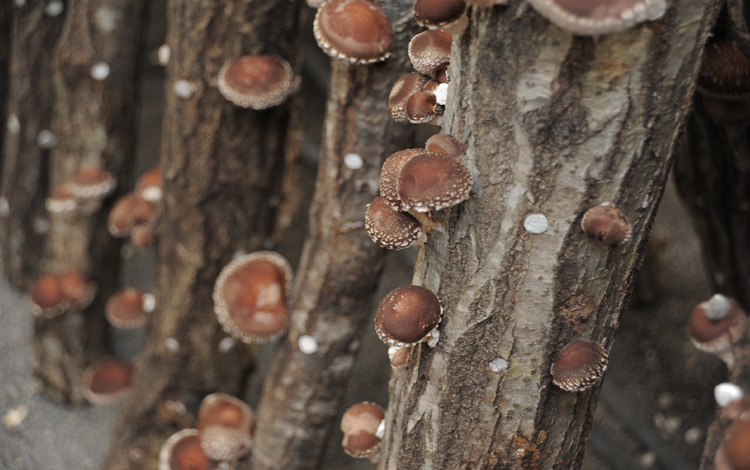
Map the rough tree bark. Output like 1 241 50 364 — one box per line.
248 4 419 468
382 1 720 469
0 2 11 175
30 0 146 405
104 0 300 467
0 2 66 287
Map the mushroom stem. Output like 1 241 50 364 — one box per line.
408 210 444 234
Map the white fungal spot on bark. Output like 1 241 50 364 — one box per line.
33 217 50 234
523 213 548 234
218 337 235 353
3 405 28 429
344 153 363 170
94 6 122 32
44 0 64 17
715 382 743 407
433 83 449 106
141 293 156 313
7 114 20 134
488 357 509 374
684 427 703 445
641 193 650 209
164 337 180 352
375 419 385 439
90 62 110 80
37 130 58 149
157 45 171 66
298 335 319 354
173 80 196 99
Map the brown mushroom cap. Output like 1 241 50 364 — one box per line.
131 224 158 249
405 90 442 125
689 294 746 354
45 184 79 215
135 167 163 202
213 251 293 343
408 29 452 76
313 0 394 64
30 275 67 317
81 359 134 405
217 55 297 110
581 203 631 245
722 418 750 470
198 392 256 461
551 338 608 392
698 39 750 100
701 95 750 126
389 73 429 122
375 285 442 346
526 0 667 36
108 193 158 237
414 0 467 33
398 152 473 212
69 167 117 200
59 270 97 310
106 288 152 329
340 402 385 458
388 346 410 367
424 133 466 158
159 429 217 470
365 197 424 250
379 149 427 211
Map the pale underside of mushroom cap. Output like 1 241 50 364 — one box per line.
313 0 394 64
365 197 424 250
213 251 293 344
217 55 297 110
398 152 473 212
526 0 667 36
551 338 608 392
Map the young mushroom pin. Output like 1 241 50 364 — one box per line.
550 338 608 392
375 285 442 347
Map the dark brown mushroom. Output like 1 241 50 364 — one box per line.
414 0 468 34
550 338 608 392
581 203 631 245
365 197 425 250
389 73 429 122
398 152 473 212
424 133 466 158
375 285 442 346
408 29 452 76
379 149 427 211
341 402 386 459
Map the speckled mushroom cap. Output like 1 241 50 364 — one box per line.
159 429 217 470
550 338 608 392
413 0 468 34
81 359 134 405
689 294 747 354
424 133 466 158
379 148 427 211
135 167 163 202
69 166 117 200
398 152 472 212
108 193 158 237
340 402 386 458
698 39 750 100
217 55 297 110
213 251 293 344
105 288 153 329
526 0 667 36
30 274 67 318
406 90 441 124
365 197 424 250
389 73 429 122
313 0 394 64
581 203 631 245
408 29 452 76
198 392 256 461
45 184 78 216
59 270 97 310
375 285 442 347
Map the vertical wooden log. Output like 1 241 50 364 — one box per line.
104 0 300 467
382 1 720 469
0 2 12 175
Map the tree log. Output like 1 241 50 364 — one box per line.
248 4 420 467
0 2 11 176
104 0 300 467
382 1 720 468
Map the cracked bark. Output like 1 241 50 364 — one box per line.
104 0 300 468
247 2 419 467
382 1 720 469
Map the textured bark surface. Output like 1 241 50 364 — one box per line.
0 2 11 175
382 1 720 469
104 0 300 468
248 3 419 466
30 0 146 405
0 2 66 287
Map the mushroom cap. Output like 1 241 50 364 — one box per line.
313 0 394 64
388 346 410 367
413 0 467 31
375 285 442 346
408 29 452 76
379 148 427 211
81 359 134 405
701 95 750 126
59 270 97 310
217 55 297 110
45 184 79 215
551 338 608 392
398 152 473 212
424 133 466 158
689 294 746 354
159 429 217 470
526 0 667 36
198 392 256 461
698 39 750 100
106 288 151 329
131 224 157 249
340 402 385 458
108 193 158 237
365 197 424 250
213 251 293 344
581 203 631 245
405 90 441 124
723 419 750 470
30 275 66 317
135 167 163 202
389 73 429 122
69 167 117 200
